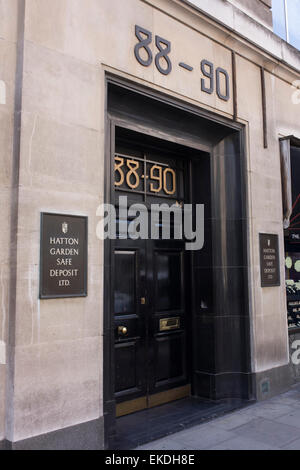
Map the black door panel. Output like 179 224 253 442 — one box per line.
114 250 137 315
148 243 187 395
154 250 183 312
114 241 147 401
115 340 143 396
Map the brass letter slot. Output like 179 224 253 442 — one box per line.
159 317 180 332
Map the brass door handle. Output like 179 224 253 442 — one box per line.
118 326 128 336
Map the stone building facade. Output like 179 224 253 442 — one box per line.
0 0 299 449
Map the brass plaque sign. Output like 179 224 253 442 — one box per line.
40 213 88 299
159 317 180 332
259 233 280 287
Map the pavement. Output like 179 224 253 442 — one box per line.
136 383 300 450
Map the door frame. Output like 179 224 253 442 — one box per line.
103 73 249 449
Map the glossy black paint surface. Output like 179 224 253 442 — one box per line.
192 132 251 399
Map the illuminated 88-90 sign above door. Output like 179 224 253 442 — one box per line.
114 154 179 198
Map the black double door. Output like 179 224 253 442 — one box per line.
112 134 192 416
113 173 190 416
114 230 190 416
